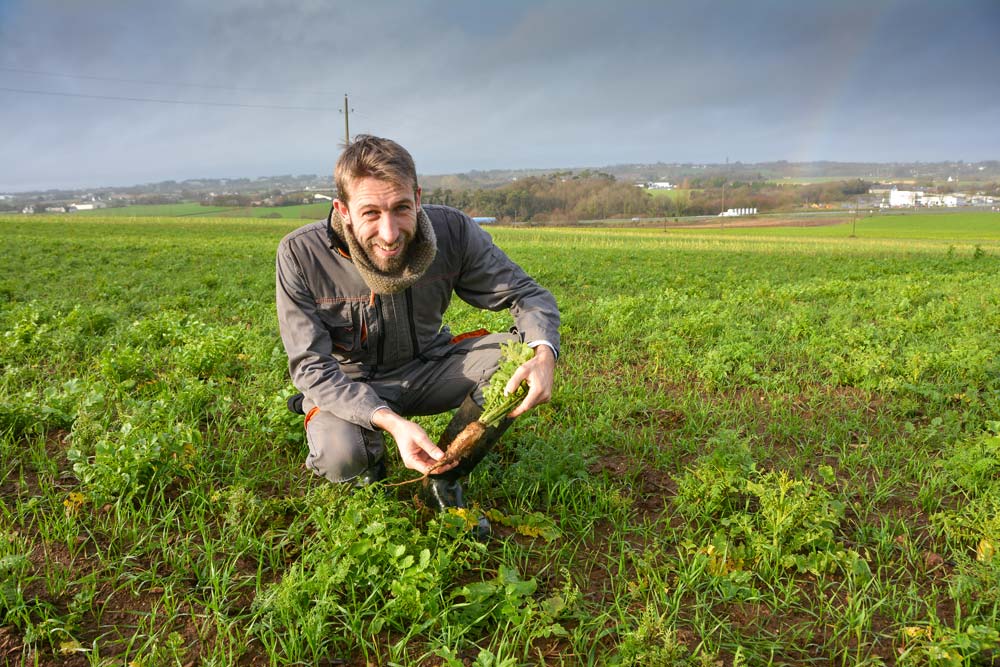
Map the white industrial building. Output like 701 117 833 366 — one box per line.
889 189 920 207
719 207 758 217
887 188 974 209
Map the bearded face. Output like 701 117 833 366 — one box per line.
334 176 420 275
358 225 413 273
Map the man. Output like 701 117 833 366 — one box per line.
276 135 559 537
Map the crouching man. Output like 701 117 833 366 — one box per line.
275 135 559 538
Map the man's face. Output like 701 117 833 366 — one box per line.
334 177 421 273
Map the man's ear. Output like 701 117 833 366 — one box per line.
415 186 422 209
332 199 350 222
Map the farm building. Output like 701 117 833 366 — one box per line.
889 189 920 207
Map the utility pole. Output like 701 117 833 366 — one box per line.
720 181 726 229
340 94 353 145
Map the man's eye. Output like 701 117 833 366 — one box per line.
395 205 411 213
362 210 379 219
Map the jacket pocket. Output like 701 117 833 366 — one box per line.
316 302 363 353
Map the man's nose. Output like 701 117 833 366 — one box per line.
376 216 399 242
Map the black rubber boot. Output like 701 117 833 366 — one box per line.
421 477 491 540
287 392 305 415
351 459 387 491
420 394 515 540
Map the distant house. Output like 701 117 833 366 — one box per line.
889 189 920 207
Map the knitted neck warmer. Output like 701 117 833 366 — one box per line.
328 205 437 295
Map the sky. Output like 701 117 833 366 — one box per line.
1 0 998 192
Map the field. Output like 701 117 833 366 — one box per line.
76 202 331 220
2 212 1000 665
645 188 697 201
668 211 1000 240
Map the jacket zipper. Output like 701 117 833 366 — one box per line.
375 294 385 366
404 288 424 360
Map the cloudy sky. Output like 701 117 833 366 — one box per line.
2 0 998 192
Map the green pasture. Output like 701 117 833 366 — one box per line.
765 176 868 185
686 211 1000 242
75 201 331 220
645 188 696 201
75 203 238 217
214 202 331 220
2 214 999 665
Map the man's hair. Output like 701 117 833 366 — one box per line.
334 134 418 204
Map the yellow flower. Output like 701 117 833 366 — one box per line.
63 492 87 516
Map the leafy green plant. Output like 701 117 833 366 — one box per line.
675 445 853 575
68 417 199 502
252 487 485 659
674 430 755 519
897 622 999 666
451 565 580 650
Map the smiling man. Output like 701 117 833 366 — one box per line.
275 135 560 538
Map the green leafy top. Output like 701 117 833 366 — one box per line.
479 340 535 427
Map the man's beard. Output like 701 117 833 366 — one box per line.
360 232 412 273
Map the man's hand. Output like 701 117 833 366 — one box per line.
504 344 556 419
371 408 456 474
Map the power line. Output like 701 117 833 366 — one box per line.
0 66 339 97
0 86 330 111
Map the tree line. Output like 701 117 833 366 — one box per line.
419 173 884 222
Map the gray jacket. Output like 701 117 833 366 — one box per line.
276 204 560 428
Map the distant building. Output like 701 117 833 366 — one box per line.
889 189 920 207
472 217 497 225
313 193 332 201
719 207 757 217
888 189 968 208
68 203 96 211
645 182 674 190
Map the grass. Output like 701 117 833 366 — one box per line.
675 211 1000 242
766 177 868 185
74 202 331 220
74 203 240 217
2 212 1000 665
644 188 697 201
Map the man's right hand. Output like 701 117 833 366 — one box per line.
371 408 455 475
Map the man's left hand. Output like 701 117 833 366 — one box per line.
504 344 555 419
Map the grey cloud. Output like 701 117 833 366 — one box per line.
1 0 998 190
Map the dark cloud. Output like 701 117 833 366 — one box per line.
1 0 997 191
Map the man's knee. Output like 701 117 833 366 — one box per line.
303 408 385 483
